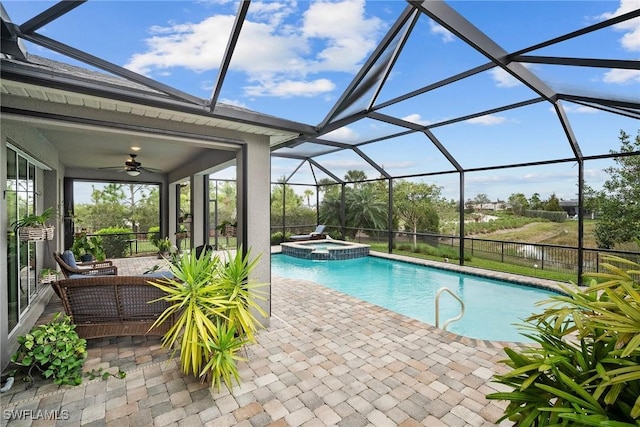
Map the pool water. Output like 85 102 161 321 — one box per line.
272 254 559 342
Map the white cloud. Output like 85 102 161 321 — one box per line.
597 1 640 84
125 0 385 98
321 126 360 143
381 161 419 170
320 158 369 171
465 115 506 125
561 104 599 114
490 67 522 88
429 20 454 43
602 67 640 84
599 0 640 51
401 113 431 126
244 78 335 97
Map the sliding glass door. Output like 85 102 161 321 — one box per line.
5 146 38 333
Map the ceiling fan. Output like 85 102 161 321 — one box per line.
100 154 162 176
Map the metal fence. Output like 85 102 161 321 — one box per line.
273 225 639 279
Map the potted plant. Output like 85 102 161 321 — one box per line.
39 268 59 284
11 207 57 242
156 237 172 258
71 233 106 262
148 247 267 391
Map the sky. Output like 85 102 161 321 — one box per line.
4 0 639 203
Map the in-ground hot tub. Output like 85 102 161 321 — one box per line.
281 239 370 260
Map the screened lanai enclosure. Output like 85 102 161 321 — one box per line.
265 2 640 284
2 0 639 287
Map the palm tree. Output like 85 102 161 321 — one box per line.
303 189 314 208
319 183 386 240
344 170 367 186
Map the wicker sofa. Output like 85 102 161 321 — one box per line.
52 276 173 339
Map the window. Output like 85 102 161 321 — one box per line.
5 146 40 333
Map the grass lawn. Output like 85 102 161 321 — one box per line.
370 243 577 284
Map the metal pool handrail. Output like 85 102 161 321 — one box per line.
435 287 465 331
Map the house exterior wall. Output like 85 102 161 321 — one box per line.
237 135 272 326
1 122 63 370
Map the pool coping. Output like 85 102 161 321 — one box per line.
272 245 570 346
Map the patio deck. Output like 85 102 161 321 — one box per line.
1 254 518 426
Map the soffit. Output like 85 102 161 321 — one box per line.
1 78 299 146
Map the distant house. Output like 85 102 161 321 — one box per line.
469 202 506 212
559 199 595 219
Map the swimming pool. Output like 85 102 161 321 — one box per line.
271 254 560 342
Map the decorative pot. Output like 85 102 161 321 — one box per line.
18 226 54 242
39 274 58 284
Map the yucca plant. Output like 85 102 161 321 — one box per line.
487 255 640 426
216 248 267 343
148 247 266 390
200 318 248 391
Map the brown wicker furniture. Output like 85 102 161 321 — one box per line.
52 276 173 339
54 251 118 279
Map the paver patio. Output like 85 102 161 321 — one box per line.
0 253 526 426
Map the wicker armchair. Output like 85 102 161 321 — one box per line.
54 251 118 279
52 276 173 339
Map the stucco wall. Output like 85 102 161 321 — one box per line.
237 135 272 326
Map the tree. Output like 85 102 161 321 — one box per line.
529 192 543 210
212 181 237 225
319 182 387 239
73 183 159 233
508 193 529 216
79 184 128 231
316 178 337 202
393 180 442 248
543 193 563 211
474 193 491 211
593 130 640 249
134 186 160 232
270 178 315 228
344 170 367 187
303 189 314 208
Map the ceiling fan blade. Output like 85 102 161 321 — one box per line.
98 153 161 174
140 166 162 173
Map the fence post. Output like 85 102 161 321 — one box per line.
541 246 544 270
501 241 504 263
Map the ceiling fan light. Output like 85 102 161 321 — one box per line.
126 169 141 177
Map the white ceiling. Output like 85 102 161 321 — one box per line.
36 125 209 173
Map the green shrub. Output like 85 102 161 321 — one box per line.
270 232 291 245
464 216 542 235
327 230 342 240
96 227 133 258
487 256 640 425
524 209 566 223
148 226 161 247
397 243 412 251
11 313 87 387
